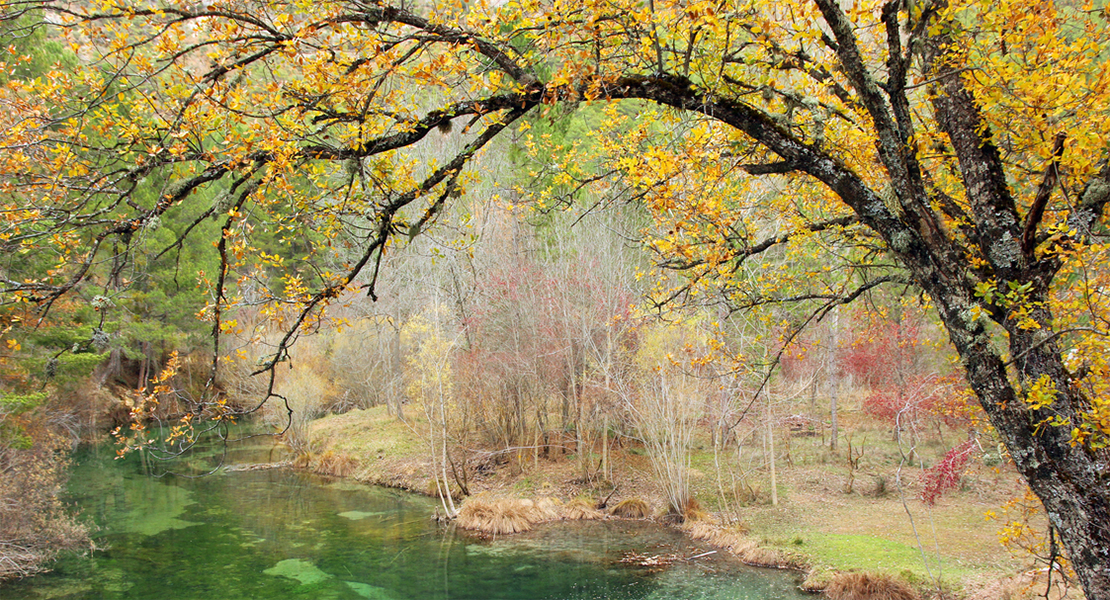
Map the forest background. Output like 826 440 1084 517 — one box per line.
1 0 1108 598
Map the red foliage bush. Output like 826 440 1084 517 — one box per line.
841 319 925 388
843 311 975 431
861 375 942 423
920 440 976 505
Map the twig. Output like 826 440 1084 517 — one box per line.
599 486 619 509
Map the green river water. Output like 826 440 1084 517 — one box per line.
2 438 810 600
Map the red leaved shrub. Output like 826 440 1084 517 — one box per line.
920 440 976 505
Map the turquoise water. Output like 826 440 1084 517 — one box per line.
2 441 810 600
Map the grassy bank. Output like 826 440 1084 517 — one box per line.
304 406 1049 599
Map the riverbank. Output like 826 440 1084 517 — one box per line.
8 443 808 600
305 406 1059 600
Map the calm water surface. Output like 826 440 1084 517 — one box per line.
3 439 810 600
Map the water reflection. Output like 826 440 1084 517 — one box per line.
1 443 809 600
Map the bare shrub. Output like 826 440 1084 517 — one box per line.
824 572 920 600
626 369 703 519
327 316 405 414
264 350 334 459
0 426 89 581
404 307 463 518
615 321 710 522
610 498 650 518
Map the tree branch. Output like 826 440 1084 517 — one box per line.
251 104 534 379
1022 131 1067 256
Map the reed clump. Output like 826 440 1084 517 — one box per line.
678 497 708 522
456 495 560 535
312 451 359 478
609 498 650 519
661 497 709 523
561 497 604 520
531 497 561 521
823 572 920 600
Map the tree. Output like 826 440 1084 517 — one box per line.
842 305 956 452
616 318 711 518
1 0 1109 595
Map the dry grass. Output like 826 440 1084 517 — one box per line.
680 497 708 522
456 495 563 535
562 497 604 520
311 451 359 478
456 493 613 534
681 521 803 570
660 496 709 523
532 497 562 520
824 572 920 600
963 570 1079 600
457 496 537 534
610 498 650 518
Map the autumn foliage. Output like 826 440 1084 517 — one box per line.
840 311 956 436
919 440 976 506
2 0 1110 594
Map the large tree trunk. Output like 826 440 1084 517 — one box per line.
921 31 1110 597
928 291 1110 597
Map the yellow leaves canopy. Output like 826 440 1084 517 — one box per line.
2 0 1110 590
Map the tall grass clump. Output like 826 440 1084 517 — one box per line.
824 572 920 600
456 495 560 535
610 498 649 518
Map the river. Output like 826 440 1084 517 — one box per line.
2 437 811 600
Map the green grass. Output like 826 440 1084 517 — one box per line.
796 533 928 572
310 405 425 460
774 532 981 589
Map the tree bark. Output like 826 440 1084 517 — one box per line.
828 310 840 451
927 291 1110 597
